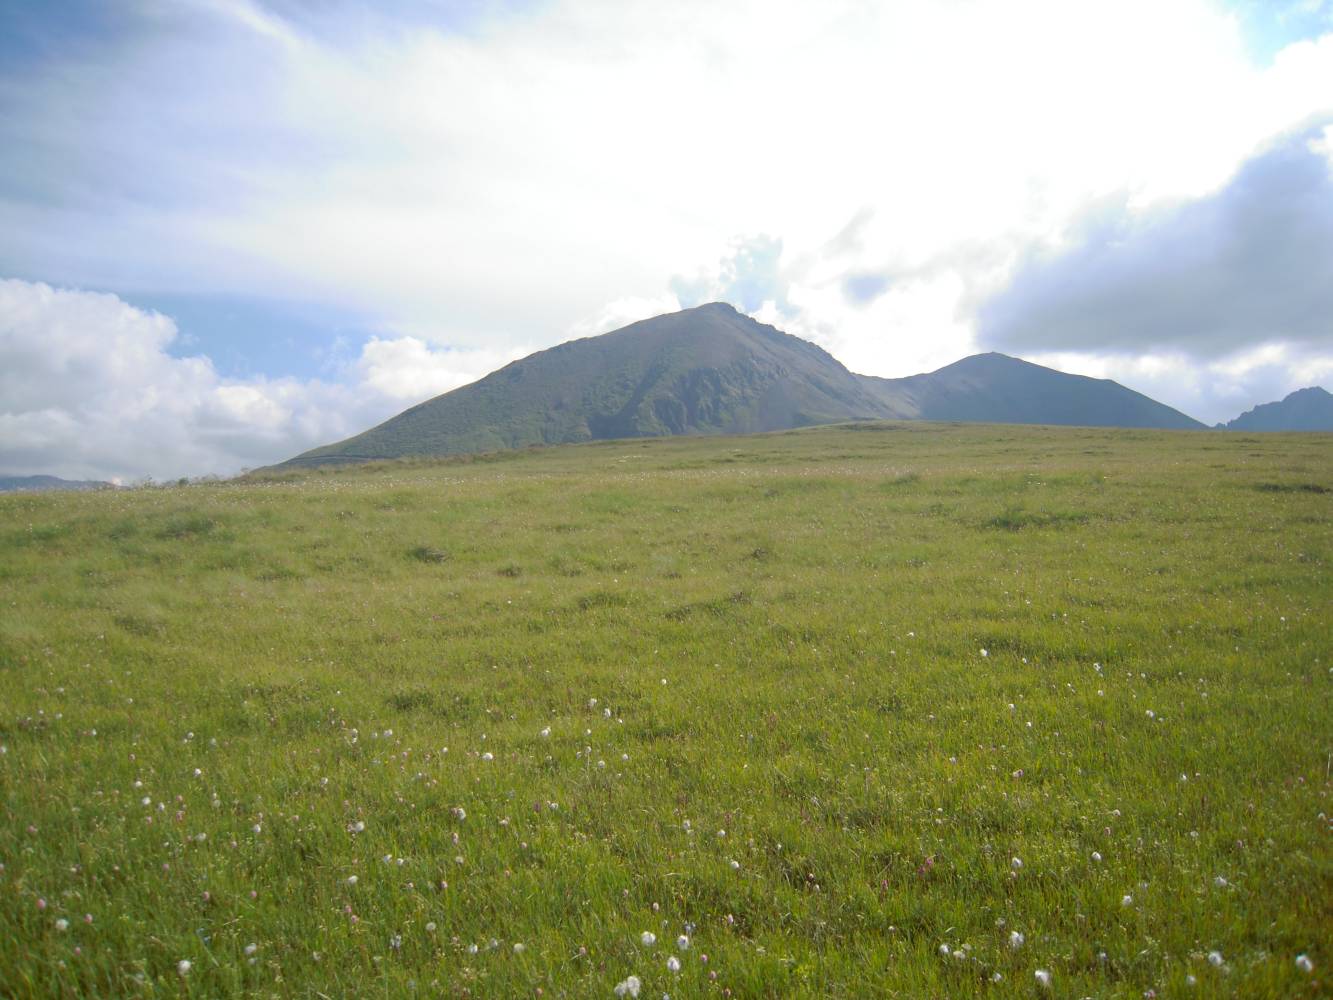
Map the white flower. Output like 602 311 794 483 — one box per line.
980 649 988 657
425 922 437 932
55 918 69 931
1009 931 1024 949
1213 876 1228 888
513 942 525 953
1091 851 1102 862
177 960 192 976
1034 969 1052 988
1122 894 1133 906
641 931 656 946
346 875 358 886
1208 950 1223 967
452 807 466 820
1011 857 1023 869
540 727 550 738
1185 973 1197 986
676 935 689 950
244 943 258 956
603 707 612 718
1296 954 1314 973
729 859 740 870
588 698 598 708
666 956 680 972
939 944 951 957
481 752 494 761
613 974 641 997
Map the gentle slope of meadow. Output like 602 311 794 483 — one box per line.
1 422 1329 997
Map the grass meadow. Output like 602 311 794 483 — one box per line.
0 421 1329 998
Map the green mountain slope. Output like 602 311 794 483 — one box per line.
283 305 1207 468
859 353 1205 430
1218 386 1333 431
285 303 897 466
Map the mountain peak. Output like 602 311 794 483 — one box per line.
1219 384 1333 431
277 305 1212 469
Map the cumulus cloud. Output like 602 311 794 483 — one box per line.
978 124 1333 358
0 279 502 481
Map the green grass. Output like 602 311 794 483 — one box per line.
1 421 1329 998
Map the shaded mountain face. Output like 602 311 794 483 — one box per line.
858 353 1205 430
282 305 1206 468
1218 386 1333 431
286 303 897 466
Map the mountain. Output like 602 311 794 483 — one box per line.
858 352 1205 430
1217 386 1333 431
0 475 112 493
280 304 1204 468
284 303 898 466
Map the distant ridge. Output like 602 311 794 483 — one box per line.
279 303 1205 468
0 474 113 493
858 352 1204 430
1217 386 1333 431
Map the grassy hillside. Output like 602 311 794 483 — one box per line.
1 422 1329 998
286 303 897 467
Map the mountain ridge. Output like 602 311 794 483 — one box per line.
1216 386 1333 431
278 303 1316 469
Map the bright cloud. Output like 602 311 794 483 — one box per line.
0 279 501 481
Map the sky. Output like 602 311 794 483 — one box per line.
2 0 1331 482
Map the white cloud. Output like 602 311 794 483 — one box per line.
0 279 503 481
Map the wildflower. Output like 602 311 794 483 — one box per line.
939 944 950 957
1091 851 1102 862
1207 951 1223 967
452 807 466 820
346 875 358 886
1185 974 1197 986
177 960 192 976
513 942 525 953
667 956 680 972
613 975 641 997
676 935 689 950
1122 895 1133 906
540 727 551 738
641 932 657 946
729 860 740 870
1296 954 1314 973
244 943 258 956
1213 876 1227 888
481 752 494 761
425 921 436 932
1034 969 1052 988
1011 857 1023 870
1009 931 1024 949
55 918 69 932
